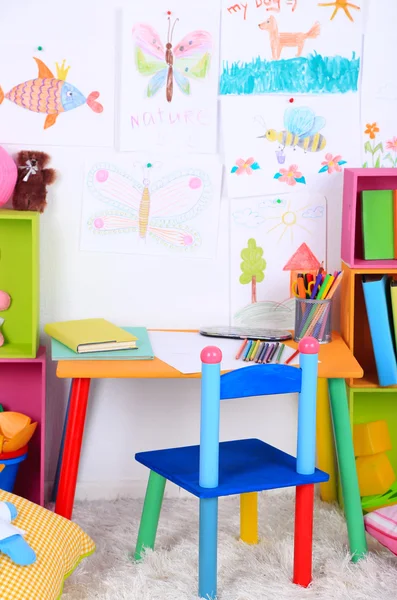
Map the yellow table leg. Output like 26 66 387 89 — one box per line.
316 377 338 502
240 492 258 544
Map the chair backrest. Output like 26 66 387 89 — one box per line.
199 338 319 490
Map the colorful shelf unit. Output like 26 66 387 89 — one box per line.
0 210 39 358
348 387 397 512
0 347 46 506
341 168 397 268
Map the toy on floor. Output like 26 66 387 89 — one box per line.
354 420 397 510
0 501 36 566
133 337 329 599
13 150 56 213
364 503 397 555
0 411 37 454
0 290 11 347
0 146 17 208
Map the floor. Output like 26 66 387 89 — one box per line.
63 490 396 600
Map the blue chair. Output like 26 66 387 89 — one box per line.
134 337 329 599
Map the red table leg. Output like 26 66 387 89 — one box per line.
293 484 314 587
55 378 91 519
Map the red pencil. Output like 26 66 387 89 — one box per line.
235 338 248 360
285 349 300 365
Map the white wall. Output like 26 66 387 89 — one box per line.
0 0 364 501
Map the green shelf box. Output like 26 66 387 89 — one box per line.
0 210 39 358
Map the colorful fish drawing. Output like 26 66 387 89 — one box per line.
0 58 103 129
133 16 212 103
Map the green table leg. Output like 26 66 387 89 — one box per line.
134 471 166 561
328 378 367 562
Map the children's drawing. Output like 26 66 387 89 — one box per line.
259 106 326 161
0 58 103 130
239 238 267 303
80 154 222 258
0 43 114 147
231 193 326 329
223 95 360 198
231 157 261 175
133 17 211 103
220 0 362 95
274 164 306 185
318 153 347 173
258 16 320 60
120 5 220 153
318 0 360 22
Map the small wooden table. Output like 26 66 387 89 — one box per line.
54 331 368 560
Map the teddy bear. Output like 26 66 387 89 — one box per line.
12 150 56 213
0 291 11 347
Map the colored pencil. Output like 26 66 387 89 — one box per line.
255 341 265 363
275 343 285 364
248 340 259 361
243 340 253 361
250 340 261 361
262 343 273 363
258 343 268 363
267 342 279 363
235 338 248 360
285 349 299 365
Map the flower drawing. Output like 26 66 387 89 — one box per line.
364 123 380 140
231 157 260 175
274 164 306 186
386 137 397 152
318 153 347 174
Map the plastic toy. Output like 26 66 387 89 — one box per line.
0 501 36 566
133 337 329 599
13 150 56 213
0 290 11 347
0 412 37 454
0 147 17 208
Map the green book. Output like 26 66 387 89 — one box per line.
50 327 154 360
362 190 394 259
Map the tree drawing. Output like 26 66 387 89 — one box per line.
239 238 266 303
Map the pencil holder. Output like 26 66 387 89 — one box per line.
294 298 332 344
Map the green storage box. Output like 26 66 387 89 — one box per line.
0 210 39 358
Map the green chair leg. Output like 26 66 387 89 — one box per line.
134 470 166 561
328 378 368 562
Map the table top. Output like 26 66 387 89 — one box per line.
55 331 363 380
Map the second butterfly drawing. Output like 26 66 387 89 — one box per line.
119 4 220 153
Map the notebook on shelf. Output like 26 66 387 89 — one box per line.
362 275 397 387
49 327 153 360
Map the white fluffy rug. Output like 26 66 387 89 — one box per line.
62 491 397 599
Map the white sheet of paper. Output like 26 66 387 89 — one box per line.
119 2 220 153
220 0 363 96
149 330 305 375
222 94 360 198
361 30 397 168
230 192 326 330
0 42 114 147
80 153 222 258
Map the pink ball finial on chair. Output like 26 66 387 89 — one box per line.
201 346 222 364
298 337 319 355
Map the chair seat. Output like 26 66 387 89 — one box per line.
136 438 329 499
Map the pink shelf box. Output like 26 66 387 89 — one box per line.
342 168 397 268
0 346 46 506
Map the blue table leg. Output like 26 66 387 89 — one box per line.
199 497 218 600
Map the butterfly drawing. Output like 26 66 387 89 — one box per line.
87 162 211 251
133 16 212 102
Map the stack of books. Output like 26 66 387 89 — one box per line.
44 318 154 360
362 190 396 260
362 276 397 386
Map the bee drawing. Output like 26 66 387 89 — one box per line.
259 106 326 154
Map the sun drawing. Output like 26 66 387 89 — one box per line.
265 200 312 243
317 0 360 21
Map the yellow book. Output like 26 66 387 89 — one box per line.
44 318 137 354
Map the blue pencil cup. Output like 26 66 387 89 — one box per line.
0 447 28 493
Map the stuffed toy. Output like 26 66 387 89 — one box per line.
12 150 56 213
0 291 11 347
0 501 36 566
